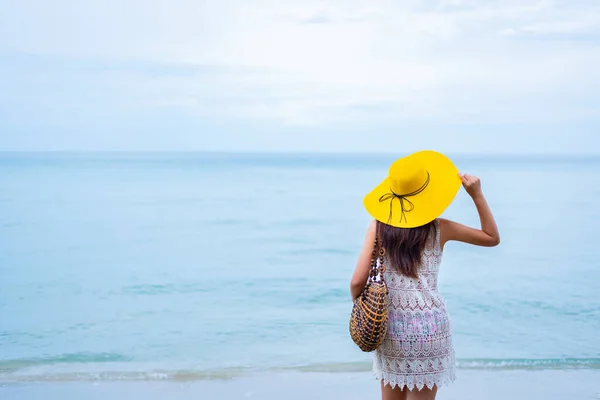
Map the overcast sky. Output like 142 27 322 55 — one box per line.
0 0 599 153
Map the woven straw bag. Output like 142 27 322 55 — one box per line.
349 234 389 352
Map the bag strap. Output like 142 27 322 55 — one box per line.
368 223 386 283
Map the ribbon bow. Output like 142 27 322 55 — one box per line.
378 171 430 224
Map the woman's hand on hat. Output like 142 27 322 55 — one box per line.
459 173 482 199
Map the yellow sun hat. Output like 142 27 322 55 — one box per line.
363 150 462 228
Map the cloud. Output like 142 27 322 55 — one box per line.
0 0 599 152
295 11 334 24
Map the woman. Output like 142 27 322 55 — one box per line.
350 150 500 400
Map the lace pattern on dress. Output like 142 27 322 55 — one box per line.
372 220 457 390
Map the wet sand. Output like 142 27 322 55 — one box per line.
2 369 600 399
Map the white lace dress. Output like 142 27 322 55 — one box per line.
373 221 456 390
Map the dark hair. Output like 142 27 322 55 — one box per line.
376 220 437 278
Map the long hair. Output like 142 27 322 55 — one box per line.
376 220 437 278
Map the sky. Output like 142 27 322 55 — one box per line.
0 0 599 154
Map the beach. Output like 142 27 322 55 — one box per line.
3 370 600 399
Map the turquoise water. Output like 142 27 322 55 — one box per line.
1 153 599 382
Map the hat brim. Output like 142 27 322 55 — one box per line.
363 150 461 228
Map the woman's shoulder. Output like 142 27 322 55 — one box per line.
436 217 449 226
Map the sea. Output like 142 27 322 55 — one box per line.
1 152 599 384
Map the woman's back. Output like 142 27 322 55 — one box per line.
374 219 455 391
384 220 444 308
